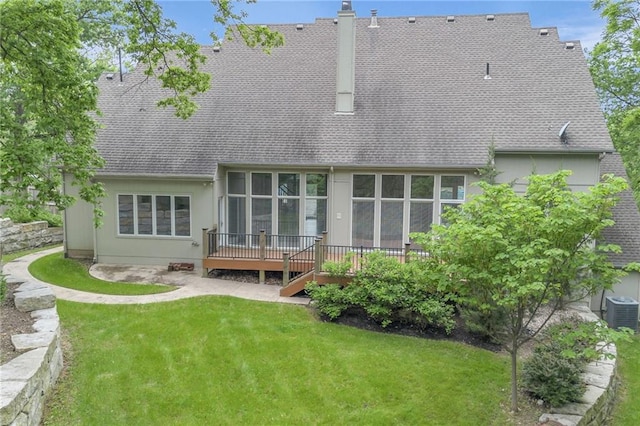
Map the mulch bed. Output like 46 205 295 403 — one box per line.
1 282 35 364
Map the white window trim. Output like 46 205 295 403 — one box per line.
350 173 466 247
226 171 329 238
117 193 192 238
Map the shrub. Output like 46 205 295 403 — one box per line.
0 274 6 303
4 204 62 227
459 303 508 343
322 252 354 277
307 251 456 333
306 283 349 320
521 346 585 407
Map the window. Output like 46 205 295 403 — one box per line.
117 194 191 237
351 173 465 247
228 172 247 243
227 172 328 242
305 174 327 236
251 173 272 235
409 175 434 236
352 174 376 247
380 175 404 247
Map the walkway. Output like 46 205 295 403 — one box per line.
2 247 310 306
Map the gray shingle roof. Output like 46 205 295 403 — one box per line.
95 12 613 176
600 153 640 266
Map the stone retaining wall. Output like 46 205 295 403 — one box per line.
539 304 620 426
0 278 63 426
0 218 63 255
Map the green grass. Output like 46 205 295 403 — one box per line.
45 298 514 425
609 335 640 425
1 243 62 264
29 252 175 295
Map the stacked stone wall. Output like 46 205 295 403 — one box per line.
539 304 620 425
0 278 63 426
0 219 63 254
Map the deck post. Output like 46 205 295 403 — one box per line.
202 228 209 277
282 253 290 286
321 231 328 261
314 237 323 276
404 243 411 263
259 229 266 284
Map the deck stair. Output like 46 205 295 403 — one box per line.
279 270 315 297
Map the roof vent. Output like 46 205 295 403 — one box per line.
296 24 304 30
105 73 114 80
539 28 549 36
212 44 221 52
565 42 575 49
484 63 492 80
486 15 495 21
408 17 416 24
447 16 455 23
559 121 570 144
333 18 338 24
369 9 379 28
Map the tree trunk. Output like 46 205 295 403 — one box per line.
510 347 519 412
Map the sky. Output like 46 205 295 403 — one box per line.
158 0 606 52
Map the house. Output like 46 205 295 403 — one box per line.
64 3 639 307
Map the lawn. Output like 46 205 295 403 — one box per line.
1 244 61 264
44 297 514 425
609 335 640 425
28 252 175 295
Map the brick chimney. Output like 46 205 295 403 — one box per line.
335 1 356 114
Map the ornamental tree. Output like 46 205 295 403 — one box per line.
589 0 640 205
0 0 282 223
411 170 628 412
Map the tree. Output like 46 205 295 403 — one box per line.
411 171 628 412
0 0 282 223
589 0 640 205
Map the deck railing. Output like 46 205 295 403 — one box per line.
207 230 316 259
318 244 427 273
284 239 319 283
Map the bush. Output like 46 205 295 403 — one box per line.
0 274 6 303
521 346 585 407
306 283 349 320
307 251 456 333
4 204 62 227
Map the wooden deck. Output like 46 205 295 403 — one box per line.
201 232 426 297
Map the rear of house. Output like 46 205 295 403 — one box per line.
63 4 639 316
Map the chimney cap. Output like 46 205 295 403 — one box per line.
341 1 352 11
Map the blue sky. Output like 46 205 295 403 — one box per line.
158 0 606 51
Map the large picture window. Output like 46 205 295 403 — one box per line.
117 194 191 237
227 172 328 244
351 173 464 248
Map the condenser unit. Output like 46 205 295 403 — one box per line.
606 297 639 332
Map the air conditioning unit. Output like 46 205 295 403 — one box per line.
606 297 639 332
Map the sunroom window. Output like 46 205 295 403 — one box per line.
226 172 328 245
351 173 464 248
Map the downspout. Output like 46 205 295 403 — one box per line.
93 205 98 264
61 175 68 258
